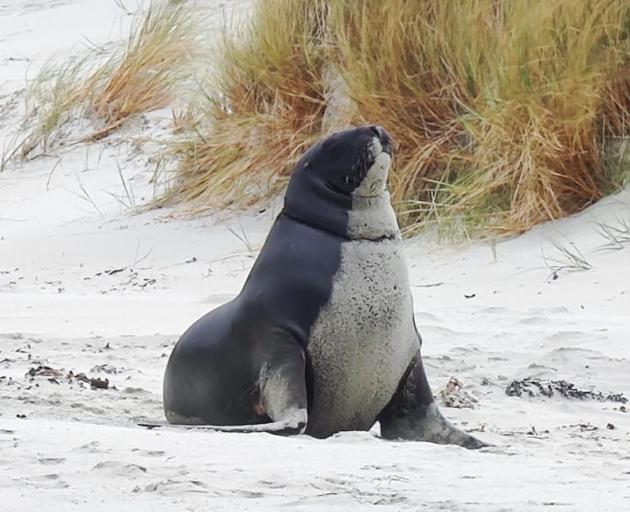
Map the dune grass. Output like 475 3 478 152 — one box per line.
13 1 201 160
162 0 630 237
333 0 630 236
157 0 330 211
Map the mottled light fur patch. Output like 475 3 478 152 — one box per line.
347 190 400 240
307 239 419 437
306 140 419 436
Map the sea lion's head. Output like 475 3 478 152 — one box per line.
283 126 398 240
293 125 393 198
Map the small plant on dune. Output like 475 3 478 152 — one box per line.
544 240 593 278
13 1 201 161
596 217 630 250
161 0 630 238
82 1 202 142
17 56 94 158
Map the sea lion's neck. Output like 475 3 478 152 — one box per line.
282 173 352 239
283 187 400 243
347 191 401 241
282 171 400 241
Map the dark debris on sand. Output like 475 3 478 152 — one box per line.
505 378 627 403
26 365 110 390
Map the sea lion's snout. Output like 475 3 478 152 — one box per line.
370 125 393 155
353 127 393 198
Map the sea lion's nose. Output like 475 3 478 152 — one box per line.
371 125 393 155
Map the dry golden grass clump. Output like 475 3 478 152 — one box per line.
334 0 630 235
158 0 330 211
14 1 201 160
166 0 630 237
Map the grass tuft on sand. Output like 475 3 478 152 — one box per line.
156 0 330 212
12 1 201 160
163 0 630 237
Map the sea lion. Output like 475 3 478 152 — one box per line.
162 125 485 448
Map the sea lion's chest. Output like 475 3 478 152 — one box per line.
305 238 418 437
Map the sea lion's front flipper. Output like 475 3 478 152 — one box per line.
378 352 487 449
250 330 309 435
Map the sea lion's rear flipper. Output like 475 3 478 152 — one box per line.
378 352 488 449
161 330 308 436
